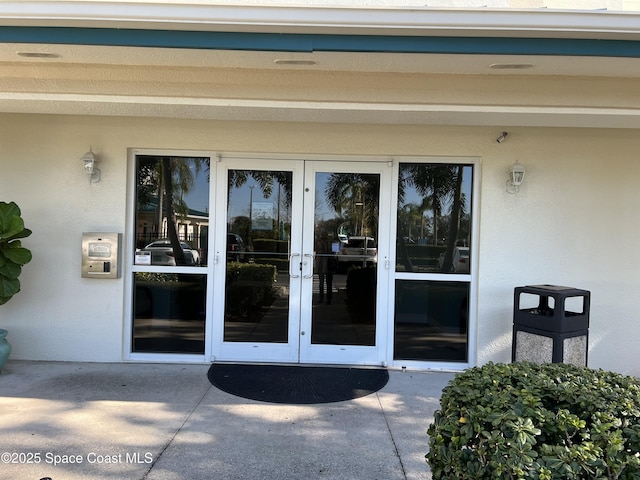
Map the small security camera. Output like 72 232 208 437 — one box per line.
496 132 508 143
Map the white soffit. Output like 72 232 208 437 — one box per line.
1 2 640 127
1 1 640 40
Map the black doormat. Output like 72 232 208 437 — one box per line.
207 364 389 404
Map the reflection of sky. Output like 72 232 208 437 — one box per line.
315 172 334 221
182 164 473 219
228 182 288 220
181 162 210 214
228 183 253 219
227 173 334 221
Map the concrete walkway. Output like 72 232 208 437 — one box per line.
0 361 455 480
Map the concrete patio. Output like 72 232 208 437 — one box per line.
0 361 455 480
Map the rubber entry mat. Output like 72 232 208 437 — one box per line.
208 364 389 404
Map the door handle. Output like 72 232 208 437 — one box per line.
303 254 314 279
289 253 301 278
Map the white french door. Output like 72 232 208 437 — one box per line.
211 156 392 365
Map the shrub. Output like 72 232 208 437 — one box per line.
135 272 179 283
253 257 289 272
226 262 277 284
225 262 277 319
251 239 289 255
405 244 445 259
427 362 640 480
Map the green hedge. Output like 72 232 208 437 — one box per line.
252 239 289 255
226 262 277 284
427 362 640 480
246 239 289 270
225 262 277 319
253 257 289 272
405 244 445 258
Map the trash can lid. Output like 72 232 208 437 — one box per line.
519 284 590 297
526 284 575 291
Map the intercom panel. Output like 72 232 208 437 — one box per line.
82 232 121 279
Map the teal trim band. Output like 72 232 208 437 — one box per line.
0 27 311 51
1 26 640 58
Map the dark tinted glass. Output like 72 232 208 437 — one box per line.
132 273 206 353
394 280 468 362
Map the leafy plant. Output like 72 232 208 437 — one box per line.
0 202 31 305
225 262 277 320
427 362 640 480
0 202 32 305
135 272 179 283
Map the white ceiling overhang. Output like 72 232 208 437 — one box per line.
2 1 640 39
1 1 640 128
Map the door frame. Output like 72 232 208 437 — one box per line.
211 156 305 364
210 154 393 366
385 156 480 371
125 148 215 364
124 150 478 370
298 159 392 365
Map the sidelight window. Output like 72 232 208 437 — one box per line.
394 162 473 363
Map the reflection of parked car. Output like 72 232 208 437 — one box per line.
338 236 377 269
438 247 470 273
141 240 200 266
227 233 246 262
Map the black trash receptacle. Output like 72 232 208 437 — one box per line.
512 284 590 367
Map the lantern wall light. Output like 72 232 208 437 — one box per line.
506 160 526 194
81 147 100 184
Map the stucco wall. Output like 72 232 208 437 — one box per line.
1 113 638 375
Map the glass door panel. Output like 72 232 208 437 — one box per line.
223 169 293 345
299 162 389 365
213 158 390 365
214 159 304 364
309 172 380 347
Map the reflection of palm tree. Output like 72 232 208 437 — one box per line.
418 197 432 238
417 165 457 245
324 173 379 237
137 156 206 265
403 200 431 242
161 157 205 265
228 170 292 206
228 170 293 242
440 165 465 272
398 164 466 272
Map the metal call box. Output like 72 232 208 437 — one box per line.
82 232 121 279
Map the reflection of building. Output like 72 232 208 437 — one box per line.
136 202 209 252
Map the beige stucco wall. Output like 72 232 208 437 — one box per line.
1 113 638 375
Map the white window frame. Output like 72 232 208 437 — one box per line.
386 156 481 371
123 148 217 363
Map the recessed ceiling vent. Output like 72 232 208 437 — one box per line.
274 59 317 66
489 63 535 70
17 52 61 59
